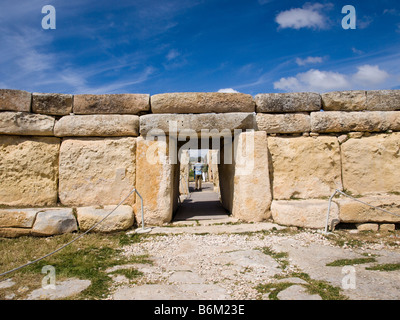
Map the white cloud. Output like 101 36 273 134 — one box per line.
218 88 240 93
295 56 323 66
274 65 390 92
275 3 332 30
352 47 364 55
166 49 180 61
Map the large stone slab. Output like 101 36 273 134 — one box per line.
268 136 342 200
367 90 400 111
0 89 31 112
256 113 310 133
76 205 134 232
321 91 366 111
0 209 39 228
255 92 321 113
311 111 400 133
341 133 400 195
73 94 150 115
0 136 60 206
150 92 255 114
31 208 78 236
58 137 136 206
140 113 256 136
54 114 139 137
0 112 55 135
337 194 400 223
232 131 272 222
271 199 339 229
32 93 73 115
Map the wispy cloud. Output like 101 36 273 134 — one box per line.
295 56 324 66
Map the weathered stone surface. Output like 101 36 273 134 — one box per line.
255 92 321 113
54 114 139 137
276 285 322 300
337 194 400 223
76 205 134 232
0 89 31 112
151 92 255 114
0 209 38 228
311 111 400 133
232 131 272 222
341 133 400 195
0 136 60 206
256 113 310 133
367 90 400 111
135 137 175 225
140 113 256 136
0 112 55 135
321 91 366 111
27 279 91 300
58 137 136 207
32 93 73 115
271 199 339 229
356 223 379 232
0 228 31 238
268 136 342 200
31 208 78 236
73 94 150 115
380 224 396 232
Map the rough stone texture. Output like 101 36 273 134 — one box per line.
58 137 136 207
0 209 38 228
356 223 379 232
54 114 139 137
73 94 150 115
76 205 134 232
255 92 321 113
271 199 339 229
321 91 366 111
31 208 78 236
268 136 342 200
256 113 310 133
0 112 55 135
0 89 31 112
367 90 400 111
337 194 400 223
0 228 32 238
151 92 255 114
32 93 73 115
140 113 256 136
380 224 396 232
341 133 400 195
0 136 60 206
232 131 272 222
135 137 175 225
311 111 400 133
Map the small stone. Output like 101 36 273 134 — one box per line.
348 132 363 139
380 224 396 232
31 208 78 236
338 134 348 144
356 223 379 232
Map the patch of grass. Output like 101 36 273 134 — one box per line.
109 268 143 280
326 257 377 267
366 263 400 272
256 282 293 300
258 247 289 270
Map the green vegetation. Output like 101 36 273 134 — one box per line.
258 247 289 270
326 257 377 267
366 263 400 272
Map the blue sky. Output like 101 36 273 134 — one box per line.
0 0 399 95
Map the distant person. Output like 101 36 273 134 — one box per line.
193 158 203 191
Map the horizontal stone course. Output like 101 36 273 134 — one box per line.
256 113 310 133
0 112 55 136
0 89 31 112
321 90 366 111
255 92 321 113
366 90 400 111
32 93 73 115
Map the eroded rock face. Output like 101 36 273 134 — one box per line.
31 208 78 236
150 92 255 114
32 93 73 115
0 112 55 136
341 133 400 195
0 136 60 206
0 89 31 112
366 90 400 111
321 91 366 111
58 137 136 207
256 113 310 134
268 136 342 200
255 92 321 113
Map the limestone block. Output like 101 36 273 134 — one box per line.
76 205 134 232
151 92 255 114
135 137 174 225
0 112 55 136
0 89 31 112
256 113 310 133
0 209 39 228
311 111 400 133
58 137 136 207
32 208 77 236
321 91 366 111
73 94 150 115
356 223 379 232
380 224 396 232
140 113 256 136
0 228 31 238
32 93 73 115
232 131 272 222
271 199 339 229
255 92 321 113
337 194 400 223
367 90 400 111
0 136 60 206
54 114 139 137
268 136 342 200
341 133 400 195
